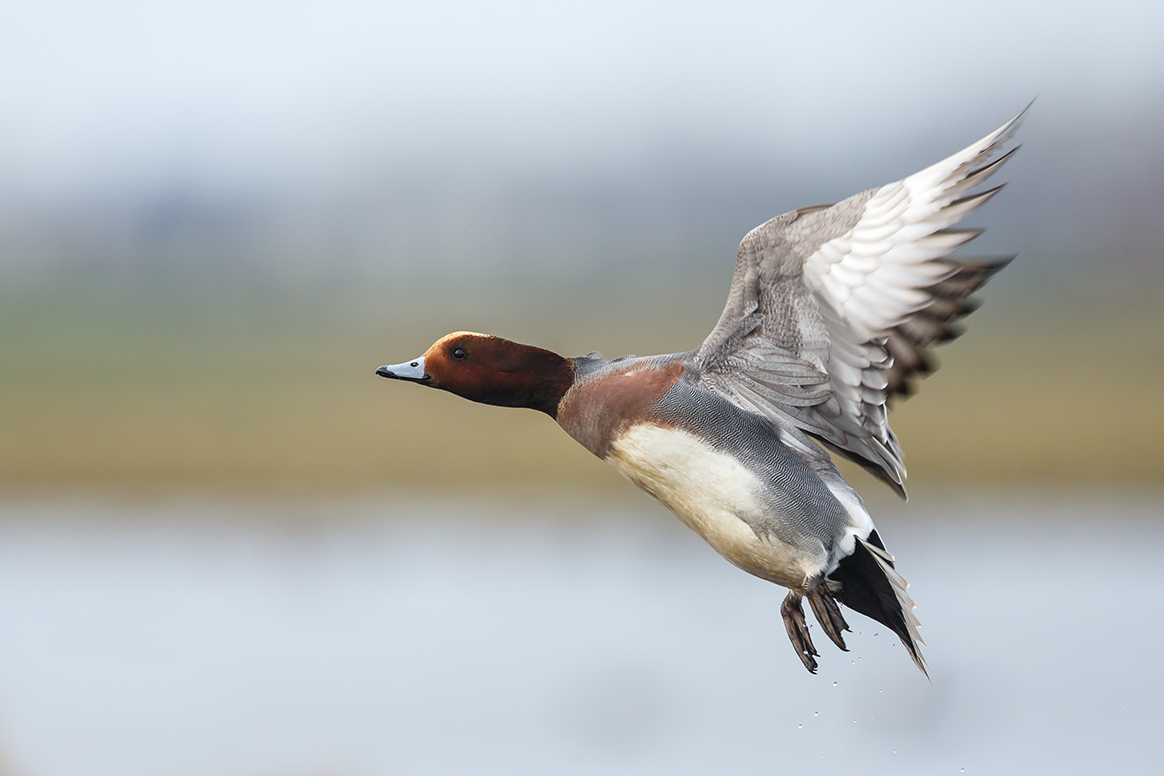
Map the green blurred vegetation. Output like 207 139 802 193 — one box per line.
1 279 1161 496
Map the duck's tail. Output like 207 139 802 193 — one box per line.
828 531 927 676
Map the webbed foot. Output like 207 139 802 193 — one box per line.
780 591 819 673
806 577 850 652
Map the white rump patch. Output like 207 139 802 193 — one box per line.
821 478 876 571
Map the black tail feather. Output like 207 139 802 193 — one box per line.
828 532 927 676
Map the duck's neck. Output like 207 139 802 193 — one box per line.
493 351 575 417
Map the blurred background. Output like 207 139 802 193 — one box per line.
1 1 1162 774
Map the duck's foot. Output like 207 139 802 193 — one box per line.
806 577 850 652
780 591 819 673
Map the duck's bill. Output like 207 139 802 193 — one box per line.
375 356 430 383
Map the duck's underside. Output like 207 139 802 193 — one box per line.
602 416 926 675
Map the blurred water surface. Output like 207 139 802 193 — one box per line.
0 493 1159 776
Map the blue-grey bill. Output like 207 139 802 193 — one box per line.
376 356 428 382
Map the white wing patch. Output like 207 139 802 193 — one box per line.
804 115 1022 342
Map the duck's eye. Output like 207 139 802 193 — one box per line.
452 347 467 360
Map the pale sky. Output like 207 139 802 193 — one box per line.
1 0 1161 200
1 1 1161 283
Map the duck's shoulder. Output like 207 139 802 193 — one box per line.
562 351 811 467
557 353 692 457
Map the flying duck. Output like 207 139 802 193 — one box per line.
377 108 1026 674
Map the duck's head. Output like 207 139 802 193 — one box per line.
376 332 574 417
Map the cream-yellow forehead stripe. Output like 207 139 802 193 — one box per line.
432 331 493 347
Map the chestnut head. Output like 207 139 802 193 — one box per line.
377 332 574 416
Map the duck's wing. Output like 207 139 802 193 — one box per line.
685 108 1026 498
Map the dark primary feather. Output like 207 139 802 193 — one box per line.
884 256 1013 399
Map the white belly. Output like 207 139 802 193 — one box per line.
605 423 824 588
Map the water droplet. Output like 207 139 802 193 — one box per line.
833 681 838 687
814 711 819 716
798 724 803 729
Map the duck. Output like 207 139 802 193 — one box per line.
376 107 1026 675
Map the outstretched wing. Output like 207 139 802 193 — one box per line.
685 107 1026 497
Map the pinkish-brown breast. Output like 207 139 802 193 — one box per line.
556 360 686 458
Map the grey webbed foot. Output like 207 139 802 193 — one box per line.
780 591 819 673
806 577 850 652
